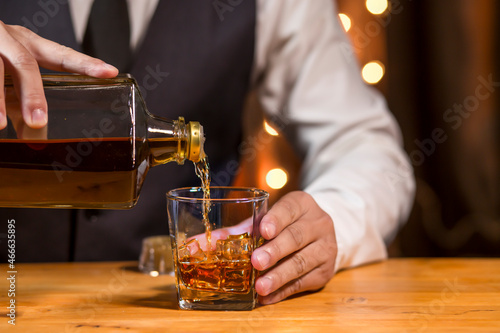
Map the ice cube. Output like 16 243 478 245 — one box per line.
221 260 253 293
216 232 253 261
227 232 250 240
178 238 206 263
195 257 221 291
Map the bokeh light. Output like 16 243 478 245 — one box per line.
366 0 389 15
362 61 385 84
266 168 288 190
338 13 352 32
264 121 279 136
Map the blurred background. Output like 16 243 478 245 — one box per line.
234 0 500 258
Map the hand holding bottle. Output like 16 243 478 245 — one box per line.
0 21 118 130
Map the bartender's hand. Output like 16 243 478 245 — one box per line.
0 21 118 130
252 191 338 304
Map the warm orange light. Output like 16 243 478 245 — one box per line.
266 168 288 190
264 121 279 136
366 0 389 15
362 61 385 84
338 13 351 32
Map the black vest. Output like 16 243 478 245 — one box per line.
0 0 255 262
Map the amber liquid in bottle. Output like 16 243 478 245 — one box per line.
0 74 204 209
0 137 184 209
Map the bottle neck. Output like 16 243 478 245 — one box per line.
147 116 204 167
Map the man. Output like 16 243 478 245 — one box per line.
0 0 415 304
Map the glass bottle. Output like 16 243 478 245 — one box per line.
0 74 204 209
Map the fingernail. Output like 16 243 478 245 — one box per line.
263 221 276 239
104 63 118 71
255 250 270 269
88 63 118 77
31 109 47 127
258 276 273 296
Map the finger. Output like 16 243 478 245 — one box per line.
190 228 229 252
6 25 118 78
252 193 319 271
0 57 6 129
259 191 307 240
188 218 253 251
4 88 23 128
18 123 47 140
252 217 314 271
258 266 330 305
255 241 328 297
0 24 47 128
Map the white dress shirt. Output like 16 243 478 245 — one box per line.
69 0 415 272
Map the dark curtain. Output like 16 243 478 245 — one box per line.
387 0 500 256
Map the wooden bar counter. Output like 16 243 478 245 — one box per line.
1 259 500 332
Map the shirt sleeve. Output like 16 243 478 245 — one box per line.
252 0 415 272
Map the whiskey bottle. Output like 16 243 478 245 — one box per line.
0 74 204 209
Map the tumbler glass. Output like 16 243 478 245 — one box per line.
138 235 174 276
167 187 268 310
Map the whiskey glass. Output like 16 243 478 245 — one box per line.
167 187 268 310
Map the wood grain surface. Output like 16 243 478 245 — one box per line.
1 259 499 332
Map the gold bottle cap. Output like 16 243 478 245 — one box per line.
187 121 204 162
